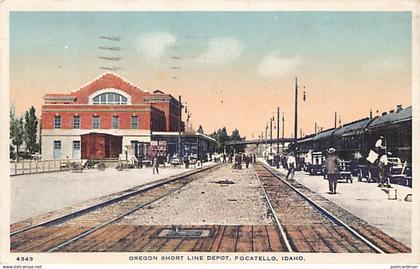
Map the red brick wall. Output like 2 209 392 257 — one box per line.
41 104 157 130
41 73 182 132
72 73 150 105
151 100 183 132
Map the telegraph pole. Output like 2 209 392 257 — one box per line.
277 107 280 155
282 112 285 149
270 117 273 155
178 95 182 159
265 124 268 156
294 77 298 144
334 111 337 128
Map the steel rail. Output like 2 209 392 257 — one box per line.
11 164 218 236
254 170 293 252
47 179 191 252
257 161 385 254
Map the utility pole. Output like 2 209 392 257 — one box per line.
315 122 317 134
178 95 182 160
294 77 298 143
270 117 273 155
265 124 268 156
282 112 285 150
334 111 337 128
277 107 280 155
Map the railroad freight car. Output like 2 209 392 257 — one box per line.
81 132 122 159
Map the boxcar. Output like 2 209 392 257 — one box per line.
81 132 122 159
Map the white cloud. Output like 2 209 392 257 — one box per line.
137 32 176 60
362 57 402 73
198 37 244 65
258 52 306 78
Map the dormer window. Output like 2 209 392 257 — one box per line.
92 92 128 105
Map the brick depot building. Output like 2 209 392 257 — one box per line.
41 72 213 160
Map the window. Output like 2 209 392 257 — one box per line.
73 141 81 150
112 116 119 129
54 115 61 129
73 115 80 129
72 140 81 159
54 141 61 149
131 116 139 129
53 140 61 159
92 116 100 129
92 92 128 105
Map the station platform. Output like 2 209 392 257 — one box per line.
262 160 412 247
11 163 213 223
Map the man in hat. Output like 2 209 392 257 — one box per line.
326 147 341 194
375 136 386 156
285 151 296 180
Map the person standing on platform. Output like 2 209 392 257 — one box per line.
285 152 296 180
245 155 250 168
375 136 386 155
152 156 159 174
378 153 390 188
326 147 341 194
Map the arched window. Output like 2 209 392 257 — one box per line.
92 92 128 105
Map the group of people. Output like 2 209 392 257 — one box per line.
232 153 257 169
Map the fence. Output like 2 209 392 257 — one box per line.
9 159 77 176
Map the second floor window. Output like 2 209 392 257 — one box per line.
112 116 119 129
73 115 80 129
131 116 138 129
54 115 61 129
92 116 100 129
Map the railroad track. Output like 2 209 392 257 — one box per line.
10 164 219 253
254 162 411 253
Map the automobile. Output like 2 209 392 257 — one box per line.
170 154 182 166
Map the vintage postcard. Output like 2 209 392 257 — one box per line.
0 0 419 266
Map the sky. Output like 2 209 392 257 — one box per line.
10 11 412 139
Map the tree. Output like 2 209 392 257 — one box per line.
230 128 246 153
24 106 40 154
10 112 24 159
210 127 229 153
210 127 246 153
197 125 204 134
